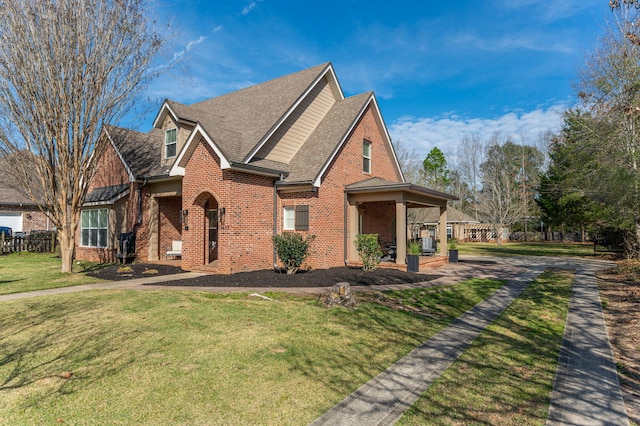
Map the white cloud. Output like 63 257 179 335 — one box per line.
241 2 256 15
388 104 567 160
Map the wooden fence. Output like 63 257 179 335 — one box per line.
0 232 57 255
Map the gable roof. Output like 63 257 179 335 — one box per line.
105 125 168 179
413 206 479 224
0 153 45 207
115 63 403 186
0 185 36 206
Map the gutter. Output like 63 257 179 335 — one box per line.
228 161 288 179
272 175 284 270
136 179 147 226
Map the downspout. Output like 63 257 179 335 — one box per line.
135 179 147 227
273 175 284 270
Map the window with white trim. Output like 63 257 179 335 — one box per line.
81 208 108 248
363 140 371 173
283 206 295 230
446 225 453 240
283 205 309 231
165 128 177 158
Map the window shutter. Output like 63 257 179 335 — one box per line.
295 205 309 231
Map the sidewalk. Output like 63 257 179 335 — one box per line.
546 267 629 426
0 271 204 302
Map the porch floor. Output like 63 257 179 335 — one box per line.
350 255 448 272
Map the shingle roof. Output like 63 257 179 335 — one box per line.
414 206 478 224
106 126 168 178
0 185 35 205
0 154 43 206
191 62 332 162
85 183 130 205
111 63 392 185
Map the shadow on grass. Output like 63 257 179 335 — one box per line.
0 296 144 407
285 279 507 399
0 279 23 284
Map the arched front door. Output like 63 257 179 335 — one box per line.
201 196 218 264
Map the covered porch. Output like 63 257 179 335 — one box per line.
344 178 457 270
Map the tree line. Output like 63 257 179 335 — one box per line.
396 1 640 258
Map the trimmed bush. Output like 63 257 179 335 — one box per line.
272 233 315 274
355 233 383 271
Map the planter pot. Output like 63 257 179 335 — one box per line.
407 254 420 272
449 249 459 263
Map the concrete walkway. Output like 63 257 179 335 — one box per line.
0 271 204 301
546 266 629 426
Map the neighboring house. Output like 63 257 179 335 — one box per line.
411 206 513 243
0 185 52 234
78 63 456 273
410 206 478 242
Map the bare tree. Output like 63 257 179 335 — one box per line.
455 135 486 220
0 0 168 272
393 139 423 185
476 141 543 245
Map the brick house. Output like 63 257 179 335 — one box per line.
78 63 456 273
0 179 52 235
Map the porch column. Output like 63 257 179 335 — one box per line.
347 200 359 263
439 205 447 256
396 200 407 265
147 196 159 261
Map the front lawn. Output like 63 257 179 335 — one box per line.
0 279 505 425
457 241 596 258
0 252 104 295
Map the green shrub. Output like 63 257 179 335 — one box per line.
408 240 422 255
449 238 458 250
355 234 383 271
272 233 315 274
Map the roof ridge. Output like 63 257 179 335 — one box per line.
191 62 331 108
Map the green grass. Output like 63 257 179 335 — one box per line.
457 241 595 257
0 278 504 425
0 252 104 295
398 268 574 425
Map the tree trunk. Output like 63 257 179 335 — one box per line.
635 216 640 260
495 226 503 246
58 228 76 273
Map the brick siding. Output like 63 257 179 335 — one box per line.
277 104 402 270
181 138 275 273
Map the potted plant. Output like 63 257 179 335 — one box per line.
407 240 421 272
448 238 459 263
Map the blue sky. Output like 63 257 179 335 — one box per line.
142 0 611 161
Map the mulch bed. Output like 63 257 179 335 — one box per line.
86 263 441 288
85 263 185 281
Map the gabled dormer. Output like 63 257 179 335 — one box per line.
152 100 196 168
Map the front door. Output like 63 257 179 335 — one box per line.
207 208 218 263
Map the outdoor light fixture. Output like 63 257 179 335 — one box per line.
181 210 188 227
218 207 225 224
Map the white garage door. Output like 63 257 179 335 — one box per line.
0 212 23 232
